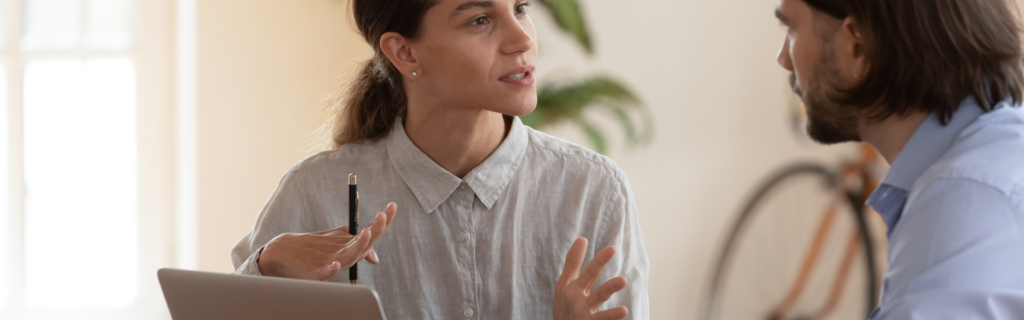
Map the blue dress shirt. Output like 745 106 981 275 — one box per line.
867 98 1024 319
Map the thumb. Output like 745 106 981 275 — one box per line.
318 261 341 281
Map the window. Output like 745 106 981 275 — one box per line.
1 0 172 318
23 59 138 308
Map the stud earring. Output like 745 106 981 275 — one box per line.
412 72 418 77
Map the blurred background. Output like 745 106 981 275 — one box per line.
0 0 1018 319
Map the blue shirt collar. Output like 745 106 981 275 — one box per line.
881 98 987 191
867 97 996 235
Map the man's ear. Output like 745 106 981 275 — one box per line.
380 32 418 78
840 17 868 81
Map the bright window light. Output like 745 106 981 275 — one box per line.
22 0 80 50
22 59 137 308
0 65 8 311
23 0 132 51
0 0 6 50
84 0 133 50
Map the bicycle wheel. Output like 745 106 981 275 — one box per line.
701 163 878 320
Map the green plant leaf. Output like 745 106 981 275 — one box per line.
536 0 594 54
604 103 638 143
525 75 653 153
574 117 607 154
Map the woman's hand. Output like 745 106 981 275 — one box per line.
553 237 629 320
257 202 398 281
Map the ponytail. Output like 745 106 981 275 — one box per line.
317 0 435 149
322 53 408 149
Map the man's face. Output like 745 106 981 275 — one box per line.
776 0 861 144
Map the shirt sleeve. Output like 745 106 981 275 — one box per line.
230 164 314 275
873 178 1024 319
593 171 650 320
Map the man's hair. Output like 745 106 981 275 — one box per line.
804 0 1024 124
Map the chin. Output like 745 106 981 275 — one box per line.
495 95 537 117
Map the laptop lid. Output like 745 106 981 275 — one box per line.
158 268 386 320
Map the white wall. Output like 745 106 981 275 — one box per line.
191 1 857 319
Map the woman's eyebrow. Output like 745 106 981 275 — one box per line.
450 0 495 20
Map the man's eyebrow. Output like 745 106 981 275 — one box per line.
450 0 494 20
775 8 789 24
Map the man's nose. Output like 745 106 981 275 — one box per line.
777 36 794 71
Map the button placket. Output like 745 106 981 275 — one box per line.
461 184 479 319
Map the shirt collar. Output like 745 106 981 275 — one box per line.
880 97 987 191
386 116 529 213
867 97 993 235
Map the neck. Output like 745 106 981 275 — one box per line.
859 111 930 164
403 102 510 179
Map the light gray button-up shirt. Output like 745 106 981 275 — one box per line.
231 117 650 319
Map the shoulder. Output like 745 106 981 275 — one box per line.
522 126 630 190
285 139 388 180
921 106 1024 202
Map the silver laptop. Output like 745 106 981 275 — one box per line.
158 268 387 320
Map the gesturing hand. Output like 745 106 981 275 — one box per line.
258 202 398 281
553 237 629 320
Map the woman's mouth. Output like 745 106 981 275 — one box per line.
507 72 528 80
500 67 535 87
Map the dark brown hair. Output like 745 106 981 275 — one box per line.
321 0 437 149
804 0 1024 124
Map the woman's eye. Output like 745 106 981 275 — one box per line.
515 2 530 15
470 17 488 25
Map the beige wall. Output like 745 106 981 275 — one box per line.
193 0 368 272
191 1 855 319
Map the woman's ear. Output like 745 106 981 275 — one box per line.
380 32 418 78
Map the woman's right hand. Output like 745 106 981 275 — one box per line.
257 202 398 281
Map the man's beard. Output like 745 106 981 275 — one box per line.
790 47 862 144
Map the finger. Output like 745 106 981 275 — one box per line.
592 306 628 320
557 238 588 289
365 212 388 246
577 246 617 293
313 225 348 236
383 202 397 227
586 276 627 309
365 248 379 264
317 226 354 238
336 228 373 264
317 261 341 281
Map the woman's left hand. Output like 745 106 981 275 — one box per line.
553 238 629 320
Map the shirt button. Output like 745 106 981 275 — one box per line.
464 307 474 317
457 232 467 242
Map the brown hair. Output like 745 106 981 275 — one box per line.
321 0 437 149
804 0 1024 124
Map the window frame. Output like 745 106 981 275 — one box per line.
0 0 175 318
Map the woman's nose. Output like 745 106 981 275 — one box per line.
501 20 535 55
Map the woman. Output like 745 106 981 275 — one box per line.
230 0 649 319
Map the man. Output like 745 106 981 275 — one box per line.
775 0 1024 318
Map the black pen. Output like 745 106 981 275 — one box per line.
348 173 359 285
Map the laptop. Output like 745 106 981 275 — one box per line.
158 268 387 320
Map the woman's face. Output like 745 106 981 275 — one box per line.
411 0 538 116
